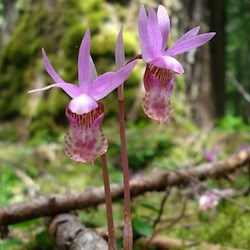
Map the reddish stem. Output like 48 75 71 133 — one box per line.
126 54 142 65
100 154 117 250
118 84 133 250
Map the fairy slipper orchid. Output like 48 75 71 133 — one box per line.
138 5 216 122
29 29 137 163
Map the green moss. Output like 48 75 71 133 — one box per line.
78 0 108 32
60 23 87 57
123 30 139 55
47 89 69 115
91 31 117 56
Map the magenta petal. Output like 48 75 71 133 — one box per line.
147 8 162 57
151 56 184 74
64 105 108 163
64 118 108 163
42 48 65 83
115 26 125 70
138 5 154 62
87 72 115 100
88 60 138 100
78 29 91 90
157 5 170 51
113 59 138 85
143 64 175 92
142 87 173 123
28 82 81 98
68 94 98 115
173 26 200 46
165 32 216 57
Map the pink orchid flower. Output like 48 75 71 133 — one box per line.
198 189 233 212
138 5 216 122
29 29 137 163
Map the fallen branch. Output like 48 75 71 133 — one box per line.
1 149 250 228
48 213 108 250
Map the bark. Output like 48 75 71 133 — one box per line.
48 213 108 250
171 0 215 126
0 149 250 228
1 0 17 45
209 0 226 118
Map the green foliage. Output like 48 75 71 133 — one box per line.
181 199 250 248
33 230 53 249
1 125 250 249
0 166 20 206
226 0 250 116
0 238 24 250
216 115 249 132
133 218 153 237
107 122 174 171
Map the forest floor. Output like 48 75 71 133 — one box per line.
0 119 250 249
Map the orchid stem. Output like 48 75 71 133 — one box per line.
118 84 133 250
100 153 117 250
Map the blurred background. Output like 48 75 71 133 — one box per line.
0 0 250 249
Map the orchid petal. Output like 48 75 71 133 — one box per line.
173 26 200 46
165 32 216 57
143 64 175 92
87 72 115 100
64 112 108 163
88 60 138 100
138 5 154 62
151 56 184 74
142 86 173 123
157 5 170 51
42 48 65 83
115 26 125 70
147 7 162 58
64 125 108 163
28 82 81 98
78 29 91 90
68 93 98 114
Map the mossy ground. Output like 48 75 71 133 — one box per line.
0 120 250 249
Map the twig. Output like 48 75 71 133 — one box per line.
227 73 250 104
143 189 171 250
0 149 250 228
153 189 171 229
146 197 188 249
173 169 250 212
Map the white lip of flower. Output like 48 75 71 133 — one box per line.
69 94 98 115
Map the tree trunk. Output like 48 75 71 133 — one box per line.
1 0 17 45
170 0 215 126
209 0 226 118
